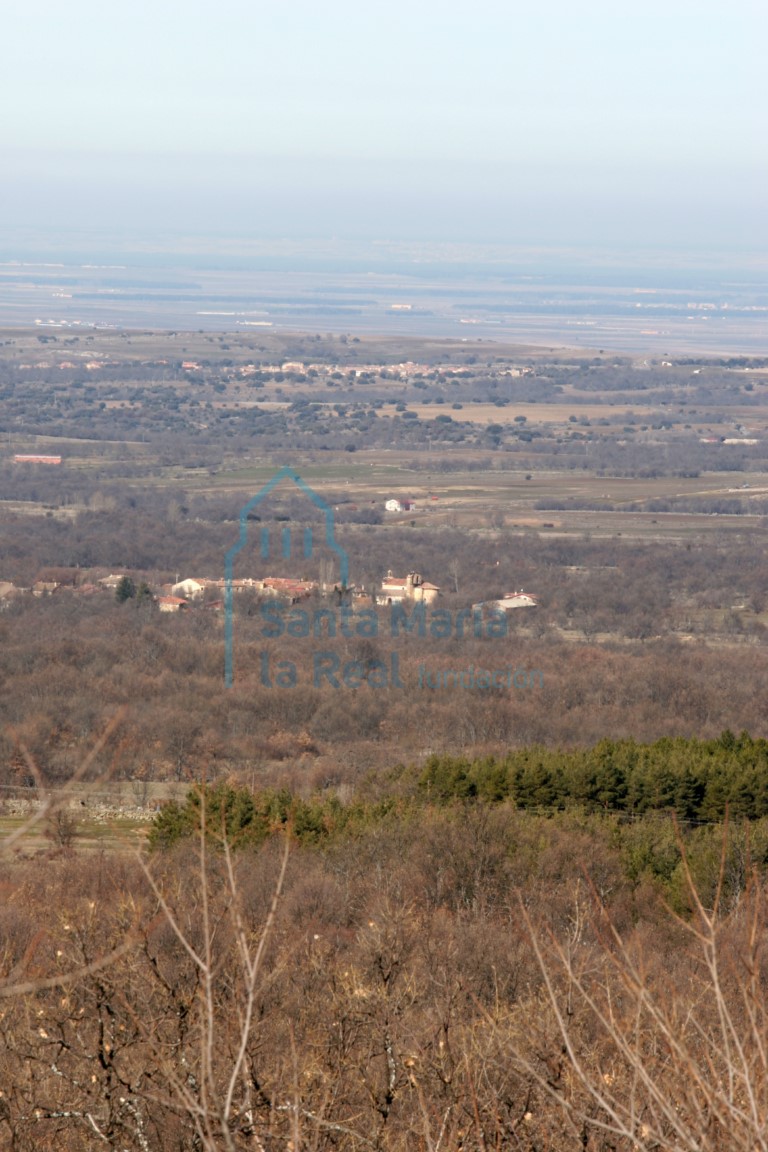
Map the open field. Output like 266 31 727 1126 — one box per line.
380 401 660 424
0 780 190 855
0 811 150 855
129 457 768 544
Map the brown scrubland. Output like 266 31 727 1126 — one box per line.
2 330 768 1149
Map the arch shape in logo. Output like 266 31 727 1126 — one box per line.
224 466 349 686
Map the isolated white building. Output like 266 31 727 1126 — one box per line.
385 499 415 513
489 591 538 610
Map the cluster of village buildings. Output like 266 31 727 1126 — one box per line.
0 567 537 615
17 352 534 381
201 360 533 382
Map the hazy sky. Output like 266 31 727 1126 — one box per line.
3 0 766 248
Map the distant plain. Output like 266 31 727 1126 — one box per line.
1 238 766 354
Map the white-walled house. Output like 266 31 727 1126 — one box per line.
475 591 538 612
385 499 415 513
171 578 208 601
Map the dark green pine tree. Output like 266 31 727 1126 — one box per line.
115 575 136 603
